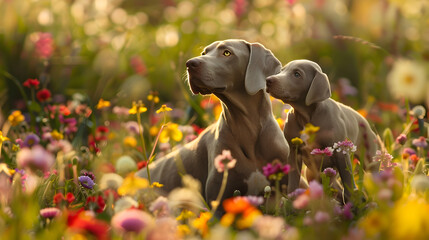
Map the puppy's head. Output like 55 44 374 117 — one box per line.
266 60 331 106
186 39 281 96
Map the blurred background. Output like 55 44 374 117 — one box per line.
1 0 428 132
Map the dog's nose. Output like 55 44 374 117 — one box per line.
186 58 201 69
266 76 276 86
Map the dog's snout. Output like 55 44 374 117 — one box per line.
186 58 201 69
266 76 276 85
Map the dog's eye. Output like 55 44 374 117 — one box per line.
223 50 231 57
294 71 301 78
201 51 206 56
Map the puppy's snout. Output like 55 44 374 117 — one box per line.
186 58 201 69
266 76 277 86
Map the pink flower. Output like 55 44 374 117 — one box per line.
16 145 55 172
234 0 248 18
214 150 237 172
310 147 333 157
412 136 428 148
333 139 356 154
292 193 309 209
40 207 61 218
308 180 323 198
35 32 54 59
149 196 170 218
395 134 407 145
112 209 154 233
373 150 395 170
314 211 330 223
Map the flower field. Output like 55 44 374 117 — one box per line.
1 0 429 239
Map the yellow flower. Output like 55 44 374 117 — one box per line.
159 123 183 143
8 110 25 126
176 209 195 221
123 136 137 147
150 182 164 188
177 224 191 237
236 208 262 229
12 144 20 152
389 198 429 240
291 137 304 146
0 163 14 177
51 130 64 140
117 173 149 196
156 104 172 114
96 98 111 109
149 126 159 137
147 92 160 103
359 210 387 238
300 123 320 135
276 117 284 129
0 131 10 145
193 212 212 237
220 213 235 227
129 101 147 114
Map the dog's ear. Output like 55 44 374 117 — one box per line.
305 71 331 106
245 43 281 95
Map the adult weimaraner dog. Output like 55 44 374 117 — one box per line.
266 59 378 201
137 39 290 209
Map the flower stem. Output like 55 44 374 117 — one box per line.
136 112 150 184
210 169 229 215
275 179 280 216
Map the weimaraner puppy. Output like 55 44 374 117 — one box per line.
266 59 378 201
136 39 290 209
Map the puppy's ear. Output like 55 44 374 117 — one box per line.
245 43 281 95
305 71 331 106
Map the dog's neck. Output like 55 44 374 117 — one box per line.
216 90 272 155
288 101 318 128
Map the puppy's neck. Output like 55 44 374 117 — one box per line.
288 102 318 127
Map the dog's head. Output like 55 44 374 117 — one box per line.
186 39 281 96
266 59 331 106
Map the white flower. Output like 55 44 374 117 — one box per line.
387 59 427 103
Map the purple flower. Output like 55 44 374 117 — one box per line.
395 134 407 145
78 175 95 189
288 188 306 199
403 147 416 156
24 133 40 147
81 170 95 181
323 167 337 178
310 147 333 157
333 139 356 154
40 207 61 218
245 195 264 206
112 209 154 233
412 136 428 148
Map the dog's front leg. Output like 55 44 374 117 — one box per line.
335 152 357 203
287 148 302 193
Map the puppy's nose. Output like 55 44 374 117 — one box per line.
186 58 201 69
266 76 276 86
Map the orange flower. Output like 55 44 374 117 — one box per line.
193 212 212 237
223 197 252 214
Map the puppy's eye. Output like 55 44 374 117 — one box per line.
294 71 301 78
201 51 206 56
223 50 231 57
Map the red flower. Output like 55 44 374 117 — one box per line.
36 88 51 102
53 193 65 205
96 126 109 133
86 196 106 213
23 78 40 89
67 209 110 240
137 161 148 170
66 192 75 204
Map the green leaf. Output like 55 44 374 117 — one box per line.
28 101 42 112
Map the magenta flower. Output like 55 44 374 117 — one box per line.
412 136 428 148
395 134 407 145
112 209 154 233
214 150 237 173
40 207 61 219
333 139 356 154
310 147 333 157
262 162 290 178
35 32 54 59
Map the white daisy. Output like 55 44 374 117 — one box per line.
387 59 427 103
